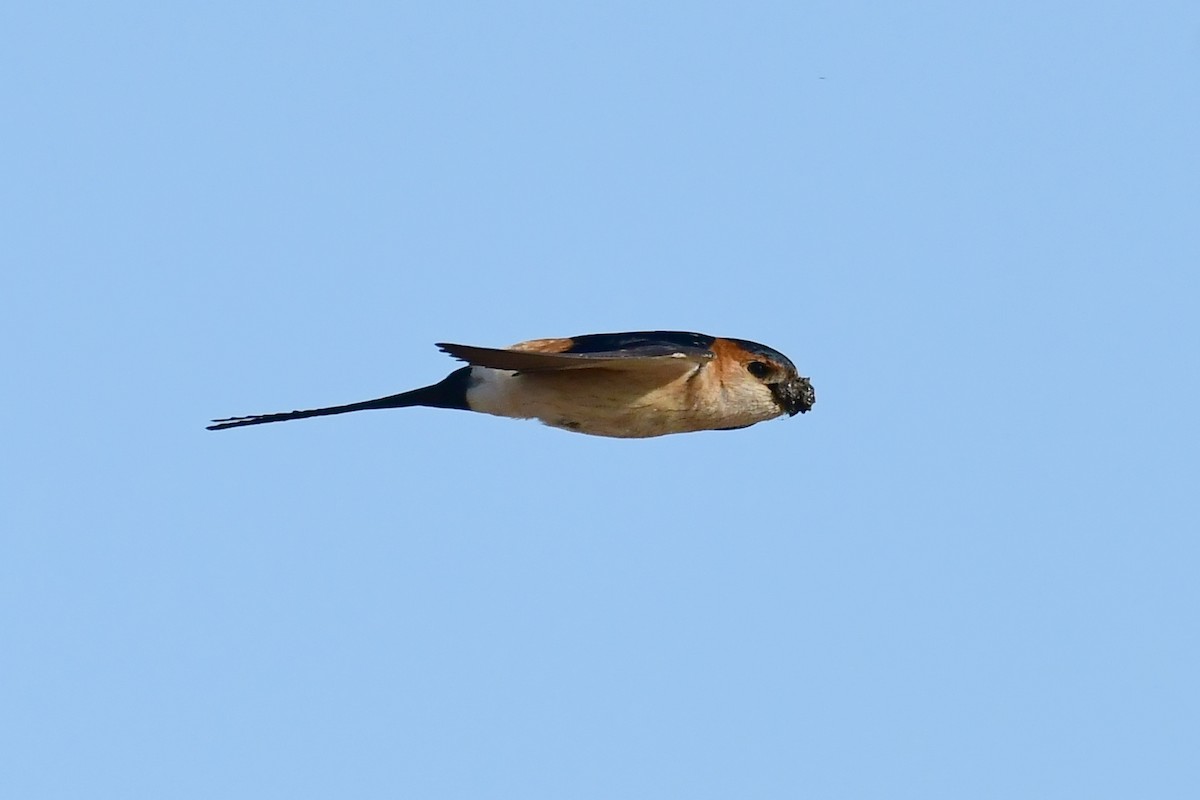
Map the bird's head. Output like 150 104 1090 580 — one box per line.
725 338 816 417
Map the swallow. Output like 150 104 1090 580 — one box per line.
207 331 815 438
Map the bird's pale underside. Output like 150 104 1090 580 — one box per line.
208 331 815 438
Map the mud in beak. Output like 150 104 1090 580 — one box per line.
773 377 816 416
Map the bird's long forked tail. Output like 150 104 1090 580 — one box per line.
207 390 426 430
207 367 472 431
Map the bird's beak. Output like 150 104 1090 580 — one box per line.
773 377 816 416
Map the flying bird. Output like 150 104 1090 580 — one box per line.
207 331 815 438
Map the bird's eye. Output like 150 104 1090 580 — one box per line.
747 361 771 379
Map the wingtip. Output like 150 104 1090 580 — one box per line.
435 342 469 362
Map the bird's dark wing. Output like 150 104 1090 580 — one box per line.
437 331 716 373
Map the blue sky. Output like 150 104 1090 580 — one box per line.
4 2 1198 797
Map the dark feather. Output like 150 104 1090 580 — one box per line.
436 334 712 373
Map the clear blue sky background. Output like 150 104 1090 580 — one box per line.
4 2 1198 798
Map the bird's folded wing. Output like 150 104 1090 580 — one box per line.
436 341 713 373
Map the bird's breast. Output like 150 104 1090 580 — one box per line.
464 365 783 438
